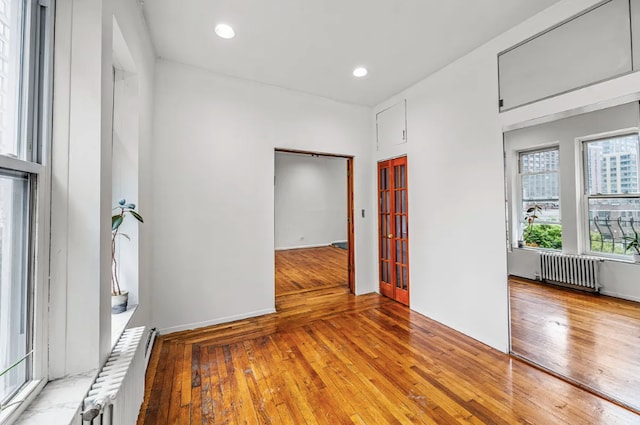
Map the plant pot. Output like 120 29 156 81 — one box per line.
517 240 524 248
634 254 640 263
111 290 129 314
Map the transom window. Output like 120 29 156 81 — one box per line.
583 134 640 256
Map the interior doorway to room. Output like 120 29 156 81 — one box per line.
377 156 410 305
274 150 355 300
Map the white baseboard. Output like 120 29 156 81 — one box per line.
275 243 331 251
599 289 640 303
331 240 347 244
159 308 276 335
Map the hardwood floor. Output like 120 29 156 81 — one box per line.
138 250 640 424
510 276 640 413
275 246 348 295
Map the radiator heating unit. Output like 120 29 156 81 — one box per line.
81 326 147 425
539 252 601 292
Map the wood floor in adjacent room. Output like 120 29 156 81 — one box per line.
510 276 640 413
138 248 640 424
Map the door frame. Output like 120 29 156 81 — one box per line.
274 148 356 294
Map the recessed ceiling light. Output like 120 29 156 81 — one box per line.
215 23 235 39
353 67 368 78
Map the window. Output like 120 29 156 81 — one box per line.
0 171 30 405
0 0 52 420
519 148 562 249
583 134 640 256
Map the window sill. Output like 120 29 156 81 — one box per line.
512 246 561 253
111 304 138 347
9 306 139 425
512 247 640 264
13 371 96 425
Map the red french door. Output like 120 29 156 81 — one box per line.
378 156 410 305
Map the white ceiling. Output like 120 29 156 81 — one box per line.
142 0 561 106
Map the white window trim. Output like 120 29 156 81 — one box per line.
576 126 640 259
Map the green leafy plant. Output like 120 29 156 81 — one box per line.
623 230 640 255
523 204 542 242
523 224 562 249
112 198 143 296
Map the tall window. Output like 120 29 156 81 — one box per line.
519 148 562 249
0 0 51 418
583 134 640 256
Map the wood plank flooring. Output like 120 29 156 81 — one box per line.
275 246 347 295
138 249 640 424
509 276 640 413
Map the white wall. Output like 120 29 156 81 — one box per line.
372 0 640 352
275 152 347 250
151 59 373 333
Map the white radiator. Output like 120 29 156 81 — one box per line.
539 252 601 292
81 326 147 425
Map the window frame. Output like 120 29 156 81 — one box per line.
0 0 54 422
516 145 562 250
578 127 640 259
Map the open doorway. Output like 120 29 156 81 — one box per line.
274 149 354 300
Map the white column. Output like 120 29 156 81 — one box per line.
49 0 113 377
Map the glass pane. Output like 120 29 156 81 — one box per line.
395 191 401 213
520 149 559 174
401 190 406 213
588 198 640 255
395 215 401 239
586 134 639 195
385 214 390 236
402 267 408 290
400 216 407 239
402 241 407 264
521 173 560 202
384 261 391 283
385 192 389 214
381 234 388 260
396 265 402 289
0 0 25 158
395 240 401 264
394 165 406 189
386 240 390 262
521 200 560 224
0 170 29 403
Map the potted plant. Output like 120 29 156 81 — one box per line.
623 230 640 263
111 198 143 313
520 204 542 248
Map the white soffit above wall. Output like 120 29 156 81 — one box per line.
142 0 561 106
